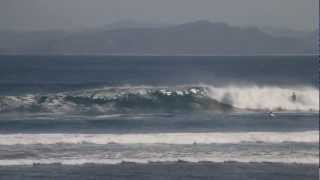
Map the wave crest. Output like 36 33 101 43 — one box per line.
0 85 318 114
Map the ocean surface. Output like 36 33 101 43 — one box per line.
0 55 318 179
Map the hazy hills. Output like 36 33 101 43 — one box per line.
0 21 317 55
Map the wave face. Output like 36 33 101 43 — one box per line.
0 85 317 114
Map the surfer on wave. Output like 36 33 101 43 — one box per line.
291 92 297 102
268 111 275 117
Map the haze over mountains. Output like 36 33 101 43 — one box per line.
0 20 317 55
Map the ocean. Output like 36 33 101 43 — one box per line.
0 55 318 179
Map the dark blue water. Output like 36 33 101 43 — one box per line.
0 55 317 95
0 113 317 134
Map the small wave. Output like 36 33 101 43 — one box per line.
0 156 317 166
0 85 318 114
0 131 317 145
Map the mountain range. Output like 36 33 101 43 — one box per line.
0 20 317 55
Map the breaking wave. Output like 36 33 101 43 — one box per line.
0 131 317 145
0 85 318 114
0 157 317 166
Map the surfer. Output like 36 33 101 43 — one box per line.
291 92 297 102
269 111 275 117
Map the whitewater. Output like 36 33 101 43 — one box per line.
0 131 317 145
0 85 318 114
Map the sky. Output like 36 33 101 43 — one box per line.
0 0 318 31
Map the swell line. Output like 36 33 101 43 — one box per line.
0 131 317 145
0 85 318 115
0 157 317 166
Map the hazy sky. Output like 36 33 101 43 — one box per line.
0 0 318 31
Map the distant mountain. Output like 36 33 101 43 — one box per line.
102 20 167 30
0 21 317 55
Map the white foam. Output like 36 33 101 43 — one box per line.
206 85 319 111
1 85 318 113
0 131 317 145
0 156 317 166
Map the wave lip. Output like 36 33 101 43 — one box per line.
0 131 317 145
